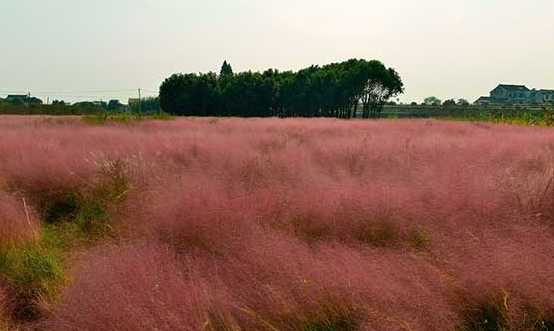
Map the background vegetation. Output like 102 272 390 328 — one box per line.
159 59 404 118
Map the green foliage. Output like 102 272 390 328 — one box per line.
443 99 457 107
0 243 64 296
107 99 124 111
0 160 130 322
0 101 104 116
383 104 554 127
44 160 128 238
424 96 442 106
543 106 554 126
457 98 470 106
128 97 161 114
160 59 403 118
220 60 234 78
82 111 173 125
0 234 65 321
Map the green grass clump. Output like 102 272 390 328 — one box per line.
40 160 129 239
0 219 104 321
82 111 173 125
0 236 65 320
0 160 130 322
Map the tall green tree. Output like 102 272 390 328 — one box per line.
424 96 442 106
159 59 404 118
220 61 233 78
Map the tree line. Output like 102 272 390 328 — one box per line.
159 59 403 118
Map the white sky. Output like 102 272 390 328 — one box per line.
1 0 553 103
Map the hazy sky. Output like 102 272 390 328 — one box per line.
1 0 553 103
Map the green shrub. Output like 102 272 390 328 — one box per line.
0 241 65 321
37 160 128 238
0 160 130 322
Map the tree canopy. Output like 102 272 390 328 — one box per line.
424 96 442 106
219 60 233 78
160 59 403 118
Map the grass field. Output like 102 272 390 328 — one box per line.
0 116 553 330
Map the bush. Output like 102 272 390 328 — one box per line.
0 242 65 321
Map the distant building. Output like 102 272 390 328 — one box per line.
474 96 492 105
6 95 29 104
5 94 43 105
530 89 554 104
475 84 554 105
490 85 530 104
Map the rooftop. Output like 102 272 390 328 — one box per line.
496 84 530 91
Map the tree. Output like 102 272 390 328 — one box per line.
107 99 123 111
28 97 43 105
424 96 442 106
457 98 470 106
442 99 456 107
160 59 404 118
159 73 209 115
349 59 405 118
220 61 233 78
129 97 160 113
221 71 273 117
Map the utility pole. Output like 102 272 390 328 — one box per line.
138 88 142 113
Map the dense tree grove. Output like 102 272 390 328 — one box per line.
160 59 403 118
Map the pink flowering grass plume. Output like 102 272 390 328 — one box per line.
0 192 40 245
1 116 554 330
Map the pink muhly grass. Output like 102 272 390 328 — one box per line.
2 117 554 330
0 192 40 245
42 243 234 331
